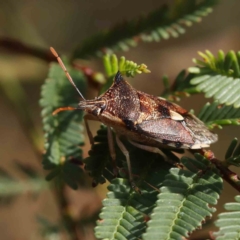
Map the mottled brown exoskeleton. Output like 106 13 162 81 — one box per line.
50 47 218 183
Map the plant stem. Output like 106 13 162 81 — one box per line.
54 183 79 240
198 149 240 192
0 37 56 62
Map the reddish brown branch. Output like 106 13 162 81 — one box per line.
0 37 56 62
198 149 240 192
0 37 102 90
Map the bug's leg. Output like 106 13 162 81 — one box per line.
107 127 118 176
116 136 132 181
84 115 94 146
116 137 141 193
128 140 181 167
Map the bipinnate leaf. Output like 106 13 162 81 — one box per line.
198 102 240 129
143 154 223 240
224 138 240 167
101 54 150 94
0 165 47 204
40 62 86 189
95 167 169 240
214 195 240 240
190 50 240 107
84 125 170 187
73 0 217 59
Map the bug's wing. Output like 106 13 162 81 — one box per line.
136 118 193 148
183 113 218 148
135 114 217 149
135 91 217 149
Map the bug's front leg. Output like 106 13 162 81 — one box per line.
115 136 141 193
84 115 95 146
107 127 118 176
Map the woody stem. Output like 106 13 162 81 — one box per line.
197 149 240 192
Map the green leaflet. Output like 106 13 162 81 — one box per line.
143 154 223 240
40 62 87 189
84 125 172 187
95 171 170 239
73 0 217 58
0 163 47 204
103 54 150 78
100 54 150 94
224 138 240 167
190 50 240 107
94 152 223 240
161 70 198 101
198 102 240 129
214 195 240 240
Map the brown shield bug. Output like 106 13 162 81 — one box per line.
50 47 218 184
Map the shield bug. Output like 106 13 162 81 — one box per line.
50 47 218 184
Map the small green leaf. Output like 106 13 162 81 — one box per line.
198 102 240 129
73 0 217 59
144 154 223 240
214 195 240 240
40 62 86 189
190 50 240 107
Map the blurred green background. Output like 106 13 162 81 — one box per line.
0 0 240 239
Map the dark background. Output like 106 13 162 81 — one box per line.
0 0 240 239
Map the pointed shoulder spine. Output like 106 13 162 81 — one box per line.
114 71 123 84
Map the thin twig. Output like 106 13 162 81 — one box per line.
54 183 79 240
73 63 105 91
0 37 102 91
197 149 240 192
0 37 56 62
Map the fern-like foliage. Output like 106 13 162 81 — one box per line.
73 0 217 59
37 216 61 239
104 54 150 78
189 50 240 107
100 54 150 93
93 152 223 239
0 163 47 204
224 138 240 167
40 62 87 189
84 126 170 186
161 70 199 101
94 160 171 239
214 195 240 240
143 154 223 240
198 102 240 129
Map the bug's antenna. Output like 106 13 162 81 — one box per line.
50 47 86 100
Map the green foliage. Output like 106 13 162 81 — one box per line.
93 148 171 239
40 62 87 189
224 138 240 167
93 153 223 240
73 0 217 58
198 102 240 129
103 54 150 78
84 126 170 187
161 70 199 101
0 163 47 204
214 195 240 240
37 216 61 239
189 50 240 107
143 154 222 239
32 1 240 239
100 54 150 93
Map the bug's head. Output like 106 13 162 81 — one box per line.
77 98 107 116
50 47 109 117
77 71 125 116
